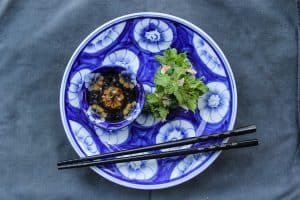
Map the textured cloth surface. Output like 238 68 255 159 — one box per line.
0 0 299 199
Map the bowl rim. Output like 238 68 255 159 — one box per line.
59 12 237 190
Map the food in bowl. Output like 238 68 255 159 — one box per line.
86 69 138 122
83 66 144 130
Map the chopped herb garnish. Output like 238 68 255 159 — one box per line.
145 48 209 120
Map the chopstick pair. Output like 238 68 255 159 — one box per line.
57 125 258 170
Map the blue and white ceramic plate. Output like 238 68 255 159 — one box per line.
60 12 237 189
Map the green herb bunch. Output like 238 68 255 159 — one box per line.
145 48 209 120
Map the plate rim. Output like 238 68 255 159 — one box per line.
59 12 237 190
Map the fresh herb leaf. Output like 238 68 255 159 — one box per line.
145 48 209 120
174 90 184 105
157 106 169 119
155 72 171 87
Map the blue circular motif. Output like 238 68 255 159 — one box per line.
94 126 129 145
156 120 196 151
102 49 140 74
67 68 91 108
135 111 160 127
193 34 226 77
68 120 99 156
83 22 126 54
170 153 208 179
60 13 237 190
116 159 158 180
198 82 230 123
133 18 174 53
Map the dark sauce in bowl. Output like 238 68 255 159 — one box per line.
86 69 138 122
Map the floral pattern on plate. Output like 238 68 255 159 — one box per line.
193 34 226 77
156 120 196 151
133 18 174 53
94 126 129 145
67 68 91 108
198 81 230 123
116 159 158 180
102 49 140 74
170 153 208 179
68 120 99 156
83 22 126 54
135 112 160 127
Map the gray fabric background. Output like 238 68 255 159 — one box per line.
0 0 299 199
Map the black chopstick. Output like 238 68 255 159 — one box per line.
57 125 256 167
58 139 259 170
